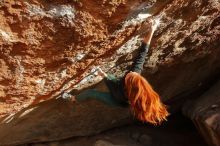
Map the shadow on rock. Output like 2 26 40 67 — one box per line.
0 98 131 146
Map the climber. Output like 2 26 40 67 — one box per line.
64 19 169 125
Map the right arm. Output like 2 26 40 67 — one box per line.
131 20 158 74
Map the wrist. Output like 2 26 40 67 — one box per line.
98 68 107 77
143 32 153 44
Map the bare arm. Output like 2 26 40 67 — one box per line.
143 27 155 45
96 67 108 78
143 19 159 45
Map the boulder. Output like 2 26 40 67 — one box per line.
0 0 219 116
183 80 220 146
0 98 130 146
30 113 207 146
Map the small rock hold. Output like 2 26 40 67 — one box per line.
211 104 219 109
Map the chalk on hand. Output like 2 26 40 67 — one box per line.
137 13 151 20
152 17 161 30
155 18 161 26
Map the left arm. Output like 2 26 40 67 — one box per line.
75 89 122 107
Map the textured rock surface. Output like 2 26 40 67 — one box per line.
0 0 219 116
0 98 131 146
22 114 208 146
183 80 220 146
0 0 220 145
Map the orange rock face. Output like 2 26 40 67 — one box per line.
0 0 219 118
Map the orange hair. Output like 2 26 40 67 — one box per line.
124 72 169 125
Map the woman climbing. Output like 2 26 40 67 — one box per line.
64 19 169 125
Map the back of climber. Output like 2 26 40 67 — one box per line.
65 19 169 125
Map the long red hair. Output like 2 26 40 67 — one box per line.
124 72 169 125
